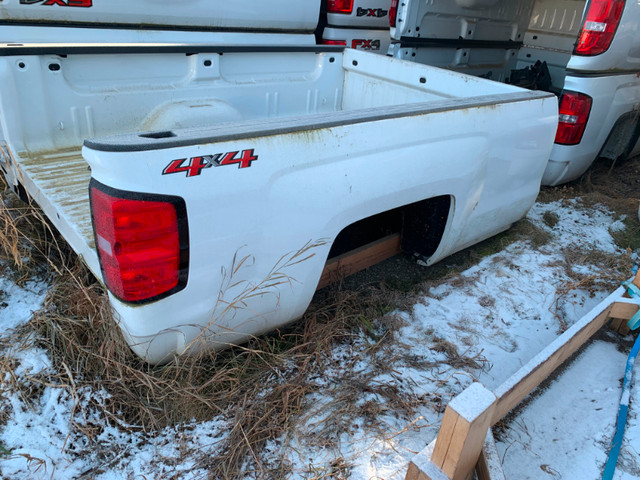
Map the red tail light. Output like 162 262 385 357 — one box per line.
328 0 354 14
321 39 347 46
90 180 189 303
555 91 593 145
390 0 399 27
574 0 625 56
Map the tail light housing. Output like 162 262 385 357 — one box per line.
390 0 399 27
90 180 189 303
328 0 354 14
321 39 347 46
555 91 593 145
574 0 625 56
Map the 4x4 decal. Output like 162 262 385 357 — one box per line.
19 0 92 6
163 149 258 178
352 39 381 50
356 7 388 17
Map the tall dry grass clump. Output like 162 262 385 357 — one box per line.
1 177 417 478
0 177 67 274
25 259 409 478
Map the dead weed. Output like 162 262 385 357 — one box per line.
0 180 421 479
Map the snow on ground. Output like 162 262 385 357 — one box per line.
0 198 638 479
497 340 638 480
0 275 47 332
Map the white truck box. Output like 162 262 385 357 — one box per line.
0 0 320 32
321 0 392 55
390 0 640 186
326 0 391 29
0 43 557 363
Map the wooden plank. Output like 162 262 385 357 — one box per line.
406 440 439 480
610 271 640 333
317 234 401 289
475 431 506 480
431 383 497 480
406 460 450 480
609 300 640 322
609 298 640 336
610 317 625 332
491 286 627 424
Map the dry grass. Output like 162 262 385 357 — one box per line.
536 155 640 330
24 263 409 478
0 177 426 478
0 177 67 279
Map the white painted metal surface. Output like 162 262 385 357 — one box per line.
543 72 640 185
88 49 555 362
391 0 534 41
535 0 640 185
0 44 557 362
390 0 534 81
0 25 316 46
391 0 640 186
0 0 320 32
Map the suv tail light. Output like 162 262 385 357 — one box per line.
328 0 354 14
390 0 399 27
555 91 593 145
321 39 347 46
90 180 189 303
574 0 625 56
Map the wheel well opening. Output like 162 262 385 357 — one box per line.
327 195 451 263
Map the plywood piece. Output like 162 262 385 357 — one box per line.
317 234 401 289
431 383 497 480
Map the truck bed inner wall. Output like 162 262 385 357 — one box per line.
391 0 587 89
2 46 530 157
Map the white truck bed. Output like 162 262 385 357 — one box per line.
0 44 558 362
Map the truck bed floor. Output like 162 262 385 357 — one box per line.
15 147 99 275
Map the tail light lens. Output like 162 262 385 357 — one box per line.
328 0 354 14
555 91 593 145
390 0 399 27
574 0 625 56
90 180 189 303
321 39 347 46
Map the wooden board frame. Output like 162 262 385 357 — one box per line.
407 271 640 480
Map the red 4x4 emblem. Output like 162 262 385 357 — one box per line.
163 149 258 178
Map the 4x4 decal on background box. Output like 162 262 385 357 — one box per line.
356 7 387 17
19 0 92 7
